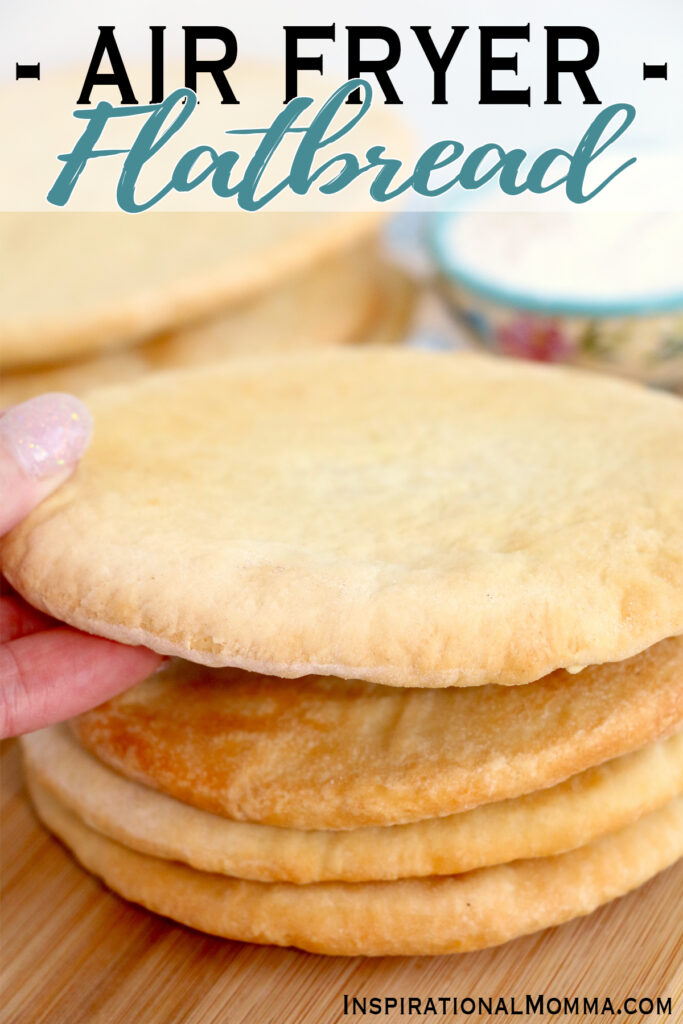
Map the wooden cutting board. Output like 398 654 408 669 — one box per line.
2 738 681 1024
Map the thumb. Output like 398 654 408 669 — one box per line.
0 393 93 535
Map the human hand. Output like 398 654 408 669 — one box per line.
0 394 163 738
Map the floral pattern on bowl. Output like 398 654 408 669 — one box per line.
440 279 683 388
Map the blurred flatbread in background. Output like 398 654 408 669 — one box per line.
0 211 383 371
0 250 416 406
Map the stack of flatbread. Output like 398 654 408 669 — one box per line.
0 212 413 407
5 348 683 956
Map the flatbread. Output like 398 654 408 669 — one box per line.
69 639 683 829
0 211 381 370
23 725 683 883
0 256 414 407
3 349 682 688
27 779 683 956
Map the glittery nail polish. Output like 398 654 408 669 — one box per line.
0 393 93 480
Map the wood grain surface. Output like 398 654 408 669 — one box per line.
1 739 681 1024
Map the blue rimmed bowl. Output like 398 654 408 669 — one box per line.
429 212 683 388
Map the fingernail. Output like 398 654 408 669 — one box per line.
0 393 93 480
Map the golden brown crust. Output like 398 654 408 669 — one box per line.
27 779 683 957
2 350 682 688
70 639 683 829
23 724 683 883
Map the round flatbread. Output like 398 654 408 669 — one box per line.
27 779 683 956
69 639 683 829
3 350 682 688
0 211 380 370
0 257 414 407
23 725 683 883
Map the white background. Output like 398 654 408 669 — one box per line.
1 0 681 210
